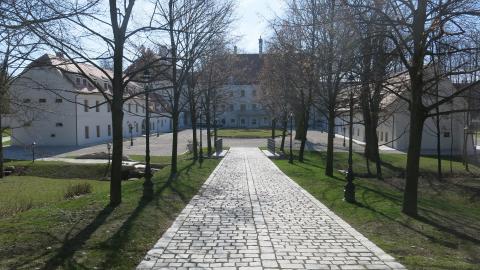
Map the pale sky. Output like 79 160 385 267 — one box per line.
232 0 285 53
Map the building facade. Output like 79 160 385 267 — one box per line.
11 54 174 146
336 72 475 155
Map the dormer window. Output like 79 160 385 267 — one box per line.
76 77 81 85
83 78 87 86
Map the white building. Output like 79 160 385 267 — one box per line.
10 54 172 146
218 45 271 128
336 70 476 155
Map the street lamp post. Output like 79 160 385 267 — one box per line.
129 124 133 146
31 141 36 163
143 69 153 198
107 143 111 167
289 112 294 164
343 127 346 147
344 91 356 203
199 110 203 163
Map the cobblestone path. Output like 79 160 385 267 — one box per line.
138 147 405 270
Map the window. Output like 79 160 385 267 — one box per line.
231 119 235 123
241 90 245 97
104 82 108 89
23 98 31 103
444 132 450 138
83 78 87 86
385 132 389 142
55 98 63 103
252 118 257 125
380 131 384 141
76 77 81 85
252 104 257 110
108 125 111 136
96 101 100 112
357 128 360 137
96 125 100 137
84 100 89 112
55 122 63 127
241 118 245 124
229 104 234 111
222 119 226 124
107 103 111 112
252 90 256 96
221 105 226 111
135 123 139 133
39 98 46 103
240 104 246 112
128 103 131 112
85 126 89 139
142 106 145 113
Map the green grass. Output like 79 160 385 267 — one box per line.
0 156 219 269
217 128 284 138
4 160 109 180
2 128 11 137
273 151 480 269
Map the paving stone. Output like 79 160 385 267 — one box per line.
137 148 405 269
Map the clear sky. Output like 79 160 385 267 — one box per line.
232 0 284 53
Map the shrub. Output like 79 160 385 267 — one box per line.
0 198 33 217
64 183 92 199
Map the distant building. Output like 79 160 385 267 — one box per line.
10 54 173 146
218 39 271 128
336 70 476 155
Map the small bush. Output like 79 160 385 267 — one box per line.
0 198 33 217
64 183 92 199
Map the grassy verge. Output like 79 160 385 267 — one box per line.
4 160 109 180
272 151 480 270
217 128 284 138
0 156 219 269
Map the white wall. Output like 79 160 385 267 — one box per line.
220 85 270 128
11 68 77 146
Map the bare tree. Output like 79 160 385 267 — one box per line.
358 0 480 216
12 0 171 206
152 0 233 177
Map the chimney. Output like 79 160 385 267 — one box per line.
234 45 238 54
259 36 263 56
55 52 64 58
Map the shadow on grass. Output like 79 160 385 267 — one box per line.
36 161 200 270
101 161 198 267
41 205 116 270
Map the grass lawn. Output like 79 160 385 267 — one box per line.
0 155 219 269
273 151 480 269
217 128 284 138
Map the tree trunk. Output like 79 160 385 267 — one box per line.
205 104 212 157
280 113 288 152
110 99 124 206
325 108 335 176
171 111 179 178
436 107 442 179
190 110 198 160
299 110 309 162
0 114 3 179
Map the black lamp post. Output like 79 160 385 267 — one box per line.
289 112 294 164
129 124 133 146
199 98 204 162
107 142 111 167
343 126 346 147
31 141 36 163
143 69 153 197
344 87 356 203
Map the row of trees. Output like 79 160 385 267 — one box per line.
260 0 480 216
0 0 234 205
